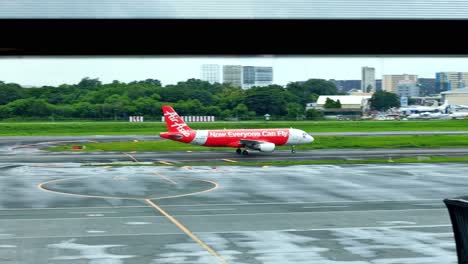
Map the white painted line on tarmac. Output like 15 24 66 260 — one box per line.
0 208 446 221
0 216 167 221
125 222 152 225
68 211 118 214
0 205 151 211
189 225 454 234
169 208 446 218
187 208 235 212
86 230 107 233
302 206 349 209
0 225 453 240
192 224 454 234
158 198 442 207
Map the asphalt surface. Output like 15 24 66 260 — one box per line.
0 163 465 263
1 135 468 163
2 148 468 164
0 135 467 263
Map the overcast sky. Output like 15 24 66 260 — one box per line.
2 56 468 87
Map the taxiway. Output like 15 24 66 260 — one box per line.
0 163 464 263
0 133 466 263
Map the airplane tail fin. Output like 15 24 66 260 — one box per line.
161 105 193 138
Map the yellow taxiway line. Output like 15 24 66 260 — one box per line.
158 161 173 165
124 153 139 162
37 176 219 201
221 159 237 163
36 173 226 262
145 199 229 264
153 172 178 185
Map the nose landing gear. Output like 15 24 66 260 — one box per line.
291 145 296 153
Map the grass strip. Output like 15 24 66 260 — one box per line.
1 119 468 136
48 135 468 152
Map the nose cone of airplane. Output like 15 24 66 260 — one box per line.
308 135 314 143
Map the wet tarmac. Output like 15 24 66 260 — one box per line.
0 163 466 263
2 148 468 164
1 135 468 164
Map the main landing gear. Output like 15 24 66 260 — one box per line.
236 148 249 155
291 145 296 153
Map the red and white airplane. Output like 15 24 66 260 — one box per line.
160 106 314 155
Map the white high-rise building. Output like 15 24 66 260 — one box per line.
200 64 221 84
361 66 375 93
223 65 243 87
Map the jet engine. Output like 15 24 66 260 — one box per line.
255 142 275 152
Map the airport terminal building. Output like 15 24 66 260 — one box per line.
441 87 468 105
313 95 372 118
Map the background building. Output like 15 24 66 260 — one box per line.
331 79 380 93
418 78 437 96
441 87 468 105
376 79 382 91
316 95 371 110
315 95 372 119
242 66 255 89
242 66 273 89
200 64 221 84
397 80 420 97
436 72 468 91
330 79 360 93
361 66 376 93
254 66 273 86
382 74 418 93
223 65 243 87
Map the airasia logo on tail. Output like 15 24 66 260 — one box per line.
164 110 191 137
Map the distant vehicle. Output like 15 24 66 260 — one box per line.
159 105 314 155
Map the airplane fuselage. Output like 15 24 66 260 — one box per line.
161 128 312 148
159 105 314 153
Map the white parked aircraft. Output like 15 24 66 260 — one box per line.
449 112 468 119
403 101 468 119
406 112 449 120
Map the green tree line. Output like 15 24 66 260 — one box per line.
0 78 341 120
